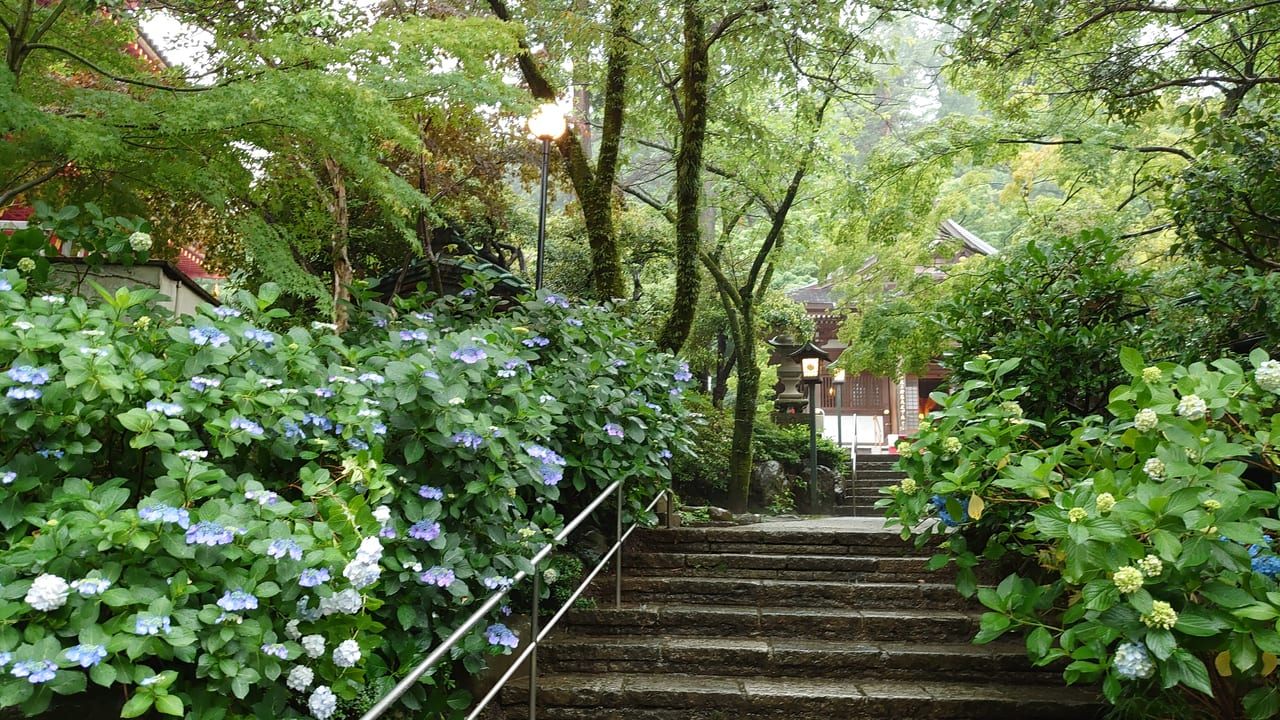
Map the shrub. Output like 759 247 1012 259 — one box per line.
753 419 843 474
883 350 1280 719
0 275 691 719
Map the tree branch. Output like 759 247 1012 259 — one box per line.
0 160 70 208
996 137 1194 160
24 43 214 92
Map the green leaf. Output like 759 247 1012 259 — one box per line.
1244 687 1280 720
155 693 184 716
1163 649 1213 695
1026 626 1053 659
1119 347 1145 377
1145 628 1177 660
120 693 154 718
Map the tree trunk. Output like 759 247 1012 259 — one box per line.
657 0 708 353
323 156 352 332
727 348 759 513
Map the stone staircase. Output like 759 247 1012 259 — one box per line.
500 520 1103 720
844 453 906 515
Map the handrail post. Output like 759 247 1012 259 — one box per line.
615 482 623 608
529 570 540 720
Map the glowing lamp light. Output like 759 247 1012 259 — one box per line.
528 103 567 141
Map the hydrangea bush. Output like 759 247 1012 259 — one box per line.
0 274 691 719
882 350 1280 719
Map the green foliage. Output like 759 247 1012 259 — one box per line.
670 395 733 503
0 203 152 286
883 350 1280 719
752 420 843 474
0 273 691 719
936 229 1157 422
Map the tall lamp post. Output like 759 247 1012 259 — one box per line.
528 103 567 290
789 340 830 511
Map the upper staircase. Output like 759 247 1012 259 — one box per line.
841 453 906 515
501 519 1103 720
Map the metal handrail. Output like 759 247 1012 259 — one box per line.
358 481 669 720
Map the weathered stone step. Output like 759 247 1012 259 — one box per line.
613 577 966 610
853 469 905 480
501 673 1103 720
630 527 933 558
539 635 1061 684
624 551 949 582
560 604 979 642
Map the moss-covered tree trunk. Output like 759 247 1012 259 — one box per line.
726 323 758 513
657 0 708 353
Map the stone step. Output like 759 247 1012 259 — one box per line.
539 635 1061 684
560 604 980 642
611 577 966 610
623 551 949 582
500 673 1103 720
630 527 933 558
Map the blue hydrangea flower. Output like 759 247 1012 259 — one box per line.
145 400 184 416
298 568 330 588
418 485 444 501
460 287 477 297
0 279 11 292
217 589 259 612
544 295 569 308
35 447 62 459
929 495 969 527
138 504 191 529
303 414 333 432
188 326 231 347
65 644 107 668
674 363 693 382
0 652 10 666
1113 641 1155 679
261 643 289 659
6 386 41 400
452 430 482 449
538 464 563 486
358 372 385 384
408 520 441 542
660 449 673 459
134 614 172 635
603 423 624 438
6 366 50 385
245 489 279 506
189 376 221 392
566 318 583 327
281 420 305 440
399 329 429 342
229 418 265 437
10 659 57 683
485 623 519 648
267 538 303 561
314 387 335 399
1250 544 1280 579
378 526 397 539
522 336 550 348
419 566 456 587
421 369 440 380
451 346 487 364
370 422 387 436
243 328 274 346
212 307 242 319
186 521 236 546
348 438 370 451
482 576 513 591
0 471 15 484
413 312 434 322
71 577 111 596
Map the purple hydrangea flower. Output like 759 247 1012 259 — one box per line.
186 521 236 546
418 485 444 501
451 346 487 364
482 576 513 591
138 504 191 529
281 420 305 440
603 423 624 438
267 538 303 561
522 336 550 348
261 643 289 659
421 369 440 380
212 307 242 319
399 329 429 342
408 520 441 542
539 464 563 486
245 489 279 505
419 566 456 587
298 568 330 588
452 430 482 449
358 372 385 384
6 387 40 400
566 318 583 327
674 363 693 382
189 376 221 392
303 414 333 432
146 400 184 416
6 366 50 385
314 387 335 399
485 623 519 648
544 295 569 309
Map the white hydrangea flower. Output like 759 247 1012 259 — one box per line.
286 665 314 691
1068 507 1087 523
1096 493 1116 514
1133 408 1158 432
285 620 301 640
1137 554 1163 577
1143 458 1166 480
372 505 391 525
1256 360 1280 393
128 231 152 252
1142 366 1163 384
1142 600 1178 630
309 685 337 720
343 560 381 589
899 478 917 494
332 639 361 668
25 574 70 612
942 436 962 455
1177 394 1207 421
1113 566 1144 594
301 635 325 659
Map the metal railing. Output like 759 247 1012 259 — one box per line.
358 482 671 720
